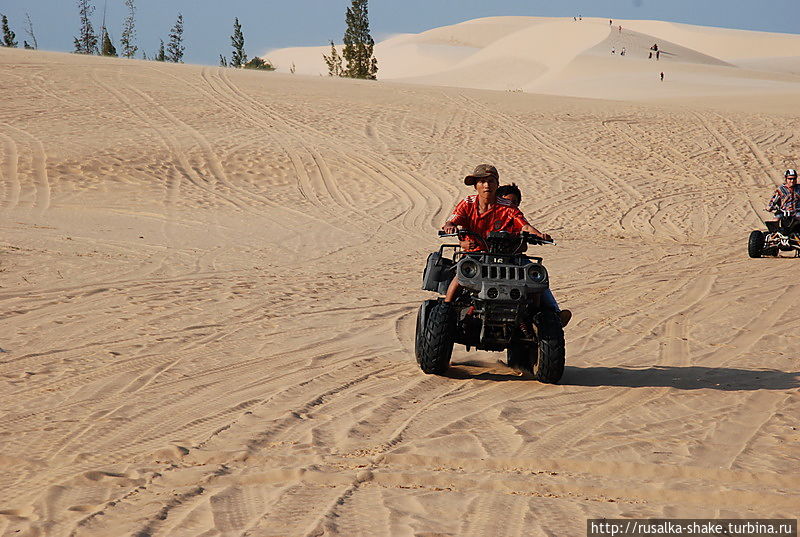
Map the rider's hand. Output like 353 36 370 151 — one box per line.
537 232 552 242
461 238 479 250
443 223 458 234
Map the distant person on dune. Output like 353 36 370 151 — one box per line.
660 72 664 81
656 50 660 60
767 169 800 221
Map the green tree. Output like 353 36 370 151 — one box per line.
219 54 228 67
154 39 166 61
73 0 98 54
1 14 18 48
323 41 343 77
120 0 137 58
101 29 117 56
166 13 184 63
341 0 377 79
243 57 275 71
230 17 246 68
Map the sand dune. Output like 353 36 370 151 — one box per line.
268 16 800 99
1 16 799 537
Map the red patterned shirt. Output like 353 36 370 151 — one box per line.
447 195 530 250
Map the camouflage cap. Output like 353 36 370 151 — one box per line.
465 164 499 186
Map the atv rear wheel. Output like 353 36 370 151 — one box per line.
415 302 454 375
748 230 764 258
533 311 565 384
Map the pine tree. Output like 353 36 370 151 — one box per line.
74 0 99 54
23 12 37 49
219 54 228 67
1 14 18 48
230 18 246 68
101 29 117 56
323 41 343 77
166 13 184 63
155 39 166 61
341 0 377 79
120 0 137 58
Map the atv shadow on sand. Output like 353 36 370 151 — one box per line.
562 365 800 391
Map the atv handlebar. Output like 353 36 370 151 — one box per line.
438 230 556 246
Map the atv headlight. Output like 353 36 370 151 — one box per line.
459 259 479 279
526 264 547 283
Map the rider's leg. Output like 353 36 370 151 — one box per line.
542 289 560 312
444 277 460 302
543 289 572 327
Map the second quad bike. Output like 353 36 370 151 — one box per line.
415 230 565 383
748 209 800 258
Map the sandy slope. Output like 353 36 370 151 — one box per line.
1 26 799 537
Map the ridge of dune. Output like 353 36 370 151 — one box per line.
394 20 610 89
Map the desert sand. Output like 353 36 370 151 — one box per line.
1 16 799 537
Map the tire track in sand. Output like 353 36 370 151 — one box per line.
692 111 770 228
193 67 387 226
528 273 716 455
213 68 449 232
454 93 644 204
197 67 371 229
0 124 51 214
601 119 711 238
0 131 21 212
711 112 777 186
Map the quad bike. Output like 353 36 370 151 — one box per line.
748 209 800 258
415 230 565 383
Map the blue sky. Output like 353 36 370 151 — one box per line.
2 0 798 65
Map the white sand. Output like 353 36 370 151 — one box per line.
1 16 799 536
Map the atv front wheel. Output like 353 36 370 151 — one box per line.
533 311 565 384
748 230 764 258
415 302 454 375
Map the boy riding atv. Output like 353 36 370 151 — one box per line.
415 164 568 382
442 166 570 326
